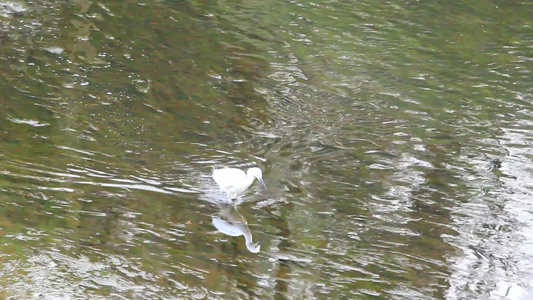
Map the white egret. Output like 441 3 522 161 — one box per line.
212 204 261 253
212 167 266 200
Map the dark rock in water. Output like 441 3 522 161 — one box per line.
491 158 502 170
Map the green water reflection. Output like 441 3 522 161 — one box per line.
1 0 532 299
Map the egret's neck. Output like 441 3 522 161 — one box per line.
243 228 253 244
243 231 260 253
246 172 256 186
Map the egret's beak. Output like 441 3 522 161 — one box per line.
258 178 267 190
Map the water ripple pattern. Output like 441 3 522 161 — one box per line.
0 0 532 299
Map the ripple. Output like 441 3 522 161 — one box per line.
8 117 49 127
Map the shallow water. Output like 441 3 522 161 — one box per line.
1 0 532 299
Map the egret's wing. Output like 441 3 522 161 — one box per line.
212 168 246 189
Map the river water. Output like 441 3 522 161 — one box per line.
1 1 532 299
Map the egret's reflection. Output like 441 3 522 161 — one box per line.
212 204 261 253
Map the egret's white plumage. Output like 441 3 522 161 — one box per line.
212 167 266 200
212 208 261 253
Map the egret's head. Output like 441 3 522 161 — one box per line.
248 167 267 190
247 167 262 179
247 241 261 253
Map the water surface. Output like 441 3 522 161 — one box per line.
1 0 532 299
